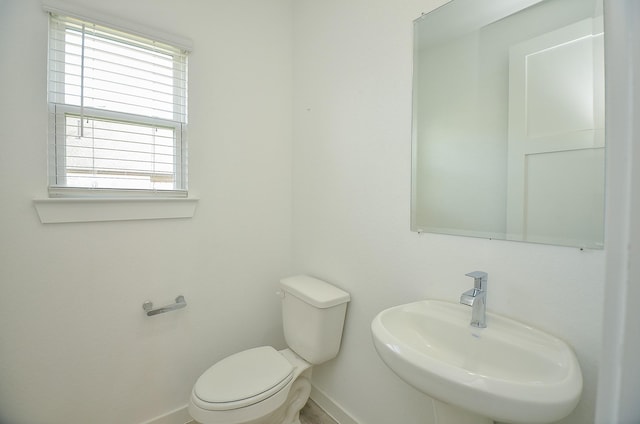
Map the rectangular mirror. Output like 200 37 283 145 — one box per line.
411 0 605 249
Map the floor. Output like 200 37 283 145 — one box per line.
185 399 338 424
299 399 338 424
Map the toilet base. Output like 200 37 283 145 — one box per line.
264 375 312 424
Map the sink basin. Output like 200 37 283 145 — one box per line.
371 300 582 424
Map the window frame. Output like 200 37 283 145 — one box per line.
46 13 189 198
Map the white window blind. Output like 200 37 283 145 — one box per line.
47 14 189 196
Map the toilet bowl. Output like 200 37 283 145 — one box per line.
189 347 311 424
188 275 350 424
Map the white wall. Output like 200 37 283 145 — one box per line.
292 1 604 423
0 1 292 423
596 1 640 423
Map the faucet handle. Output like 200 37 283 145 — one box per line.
465 271 488 290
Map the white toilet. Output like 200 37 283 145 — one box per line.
188 275 351 424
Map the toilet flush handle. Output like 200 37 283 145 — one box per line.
275 289 285 299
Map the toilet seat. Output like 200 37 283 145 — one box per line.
192 346 294 411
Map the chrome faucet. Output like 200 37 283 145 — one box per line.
460 271 488 328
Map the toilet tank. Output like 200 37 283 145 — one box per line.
280 275 350 365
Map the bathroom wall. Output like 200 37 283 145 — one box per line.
0 1 292 423
596 1 640 422
292 1 605 423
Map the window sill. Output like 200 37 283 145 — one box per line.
33 197 199 224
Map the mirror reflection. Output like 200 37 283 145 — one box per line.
411 0 605 248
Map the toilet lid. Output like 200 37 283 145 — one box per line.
193 346 294 410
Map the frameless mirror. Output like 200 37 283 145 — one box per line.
411 0 605 248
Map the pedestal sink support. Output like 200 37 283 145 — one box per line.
432 399 494 424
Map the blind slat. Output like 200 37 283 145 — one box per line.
47 42 187 77
48 81 188 106
50 91 186 121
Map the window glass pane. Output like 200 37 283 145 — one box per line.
64 115 177 190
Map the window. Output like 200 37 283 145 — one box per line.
47 14 188 197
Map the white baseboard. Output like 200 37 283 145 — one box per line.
139 405 193 424
138 387 356 424
310 386 360 424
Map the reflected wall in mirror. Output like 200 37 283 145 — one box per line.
411 0 605 248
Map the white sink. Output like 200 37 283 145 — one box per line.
371 300 582 424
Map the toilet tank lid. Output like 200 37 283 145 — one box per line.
280 275 350 308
